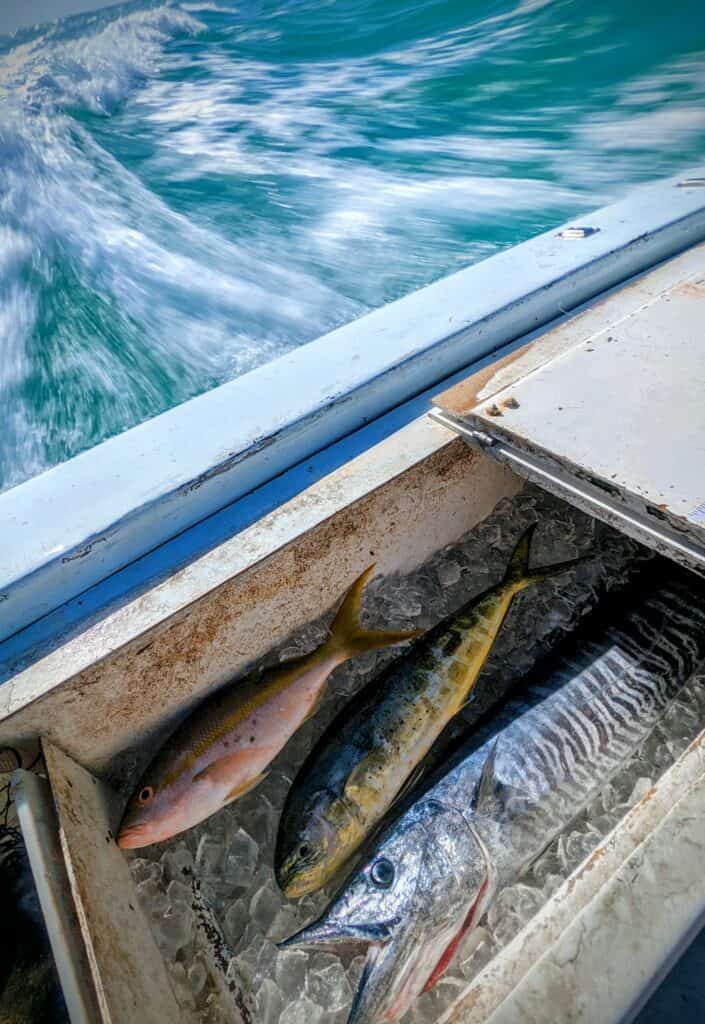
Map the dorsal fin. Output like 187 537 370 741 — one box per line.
472 740 500 812
472 740 530 818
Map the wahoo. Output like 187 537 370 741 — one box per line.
282 577 705 1023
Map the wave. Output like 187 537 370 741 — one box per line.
1 0 704 492
0 3 360 491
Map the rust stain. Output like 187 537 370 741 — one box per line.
446 984 484 1020
433 260 674 418
0 438 517 784
674 280 705 299
434 338 534 415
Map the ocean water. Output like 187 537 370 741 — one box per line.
1 0 704 493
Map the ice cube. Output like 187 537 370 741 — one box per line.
168 961 196 1011
269 905 300 944
234 928 267 986
409 988 442 1024
257 939 279 978
247 794 277 848
187 959 208 998
202 992 229 1024
280 996 324 1024
156 907 194 959
196 836 225 881
280 644 306 662
223 899 249 949
310 952 340 973
167 879 191 910
347 954 366 985
274 948 308 1001
562 830 600 868
541 873 565 899
486 886 530 948
507 883 542 928
307 960 352 1011
162 844 194 881
137 877 169 917
131 858 162 886
628 777 654 806
250 883 280 935
437 561 461 588
599 782 618 813
392 590 423 618
459 926 495 981
225 828 259 887
257 977 284 1024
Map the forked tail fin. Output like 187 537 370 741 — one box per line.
504 523 590 592
503 523 537 584
325 565 423 658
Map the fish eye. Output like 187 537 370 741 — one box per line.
370 858 395 889
138 786 154 805
298 843 311 859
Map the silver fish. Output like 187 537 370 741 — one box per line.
282 578 705 1023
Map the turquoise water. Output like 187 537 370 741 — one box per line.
1 0 704 492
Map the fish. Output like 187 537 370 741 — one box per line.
275 524 584 898
281 576 705 1024
117 565 421 849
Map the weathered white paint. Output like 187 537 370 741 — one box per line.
434 240 705 575
43 741 185 1024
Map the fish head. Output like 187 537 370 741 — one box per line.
276 791 357 897
281 800 490 1023
117 760 210 849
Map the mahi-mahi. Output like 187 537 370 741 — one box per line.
276 525 582 897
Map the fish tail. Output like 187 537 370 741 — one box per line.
502 523 537 584
505 523 590 591
325 565 423 658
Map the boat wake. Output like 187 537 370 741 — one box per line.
0 0 704 491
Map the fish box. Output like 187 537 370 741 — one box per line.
3 187 705 1024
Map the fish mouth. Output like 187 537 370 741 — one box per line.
116 823 151 850
279 917 391 950
279 875 315 900
347 937 414 1024
278 863 329 900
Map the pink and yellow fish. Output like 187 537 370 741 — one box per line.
117 566 420 849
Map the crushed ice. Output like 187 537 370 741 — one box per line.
126 486 704 1023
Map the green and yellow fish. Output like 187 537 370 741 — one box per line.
117 566 420 849
275 524 582 897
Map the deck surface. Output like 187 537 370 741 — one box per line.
434 240 705 573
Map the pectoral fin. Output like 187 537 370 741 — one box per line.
302 688 326 724
344 748 389 806
224 771 268 804
193 749 269 807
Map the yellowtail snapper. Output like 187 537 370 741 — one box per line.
117 566 420 849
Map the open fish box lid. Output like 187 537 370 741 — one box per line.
431 239 705 575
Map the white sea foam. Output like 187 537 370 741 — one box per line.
0 3 360 491
1 0 704 491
